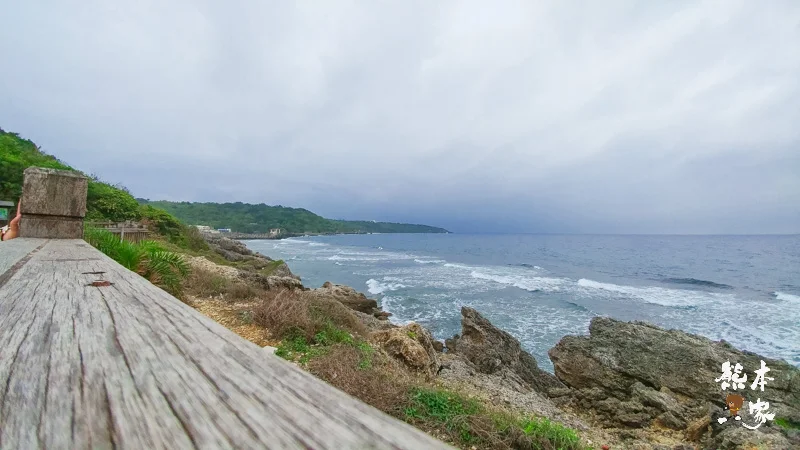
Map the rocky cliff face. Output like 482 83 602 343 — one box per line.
204 235 297 279
548 317 799 448
445 307 564 394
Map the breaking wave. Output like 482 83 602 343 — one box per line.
576 278 728 308
366 278 408 295
470 271 565 292
774 291 800 303
662 277 733 289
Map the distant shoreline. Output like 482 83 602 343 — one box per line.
212 230 452 240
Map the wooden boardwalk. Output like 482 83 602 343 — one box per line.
0 238 451 449
0 168 451 449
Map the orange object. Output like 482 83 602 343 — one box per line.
90 280 112 287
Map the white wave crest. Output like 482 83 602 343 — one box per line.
774 291 800 303
414 259 446 264
443 263 472 269
470 271 565 292
366 278 408 295
577 278 728 308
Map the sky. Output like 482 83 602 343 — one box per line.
1 0 799 234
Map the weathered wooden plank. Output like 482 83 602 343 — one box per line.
0 239 452 449
0 238 47 281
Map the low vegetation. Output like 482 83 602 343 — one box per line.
247 288 588 450
1 127 207 255
139 199 449 235
84 228 190 296
3 126 587 449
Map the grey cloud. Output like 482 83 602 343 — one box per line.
1 0 798 234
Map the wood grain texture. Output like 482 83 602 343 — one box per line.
0 238 47 285
0 239 452 450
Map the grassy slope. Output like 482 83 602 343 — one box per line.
0 127 205 251
139 200 450 235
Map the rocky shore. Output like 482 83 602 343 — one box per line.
198 235 799 449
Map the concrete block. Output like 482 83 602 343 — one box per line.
20 167 88 238
21 167 88 218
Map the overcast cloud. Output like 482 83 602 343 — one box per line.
2 0 799 234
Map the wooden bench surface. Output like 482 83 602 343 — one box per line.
0 238 452 449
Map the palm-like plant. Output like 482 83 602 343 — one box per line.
84 228 190 296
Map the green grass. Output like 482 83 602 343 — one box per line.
775 417 800 430
401 387 587 449
520 417 581 449
275 324 358 364
404 388 481 444
84 228 190 296
259 259 285 276
357 341 375 370
238 310 254 325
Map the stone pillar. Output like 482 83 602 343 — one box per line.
20 167 88 239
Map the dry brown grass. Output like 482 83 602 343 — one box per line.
307 343 416 415
226 282 260 300
252 289 367 341
184 267 263 301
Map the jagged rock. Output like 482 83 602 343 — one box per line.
205 235 254 256
370 323 440 377
201 234 299 280
374 311 392 320
432 340 444 353
548 317 800 432
310 282 379 314
352 310 397 332
707 426 791 450
445 334 459 353
437 353 586 430
448 307 564 393
238 271 304 291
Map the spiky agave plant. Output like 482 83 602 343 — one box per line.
84 228 190 295
137 240 190 296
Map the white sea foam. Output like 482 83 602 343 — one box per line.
414 259 446 264
282 238 312 245
470 271 565 292
576 278 729 308
308 242 327 247
366 278 408 295
774 291 800 303
443 263 472 270
328 254 384 262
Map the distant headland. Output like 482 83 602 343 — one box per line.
137 199 450 236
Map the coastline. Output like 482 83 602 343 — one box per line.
182 234 799 449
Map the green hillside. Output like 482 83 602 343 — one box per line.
1 126 448 238
0 127 205 249
139 200 450 235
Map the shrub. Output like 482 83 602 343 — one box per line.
86 180 141 222
252 290 366 342
84 228 190 296
226 282 259 300
184 267 230 298
307 343 414 415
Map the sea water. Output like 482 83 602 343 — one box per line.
245 234 800 371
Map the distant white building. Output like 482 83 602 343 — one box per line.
195 225 220 234
217 228 232 233
268 228 282 237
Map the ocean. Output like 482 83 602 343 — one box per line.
245 234 800 371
